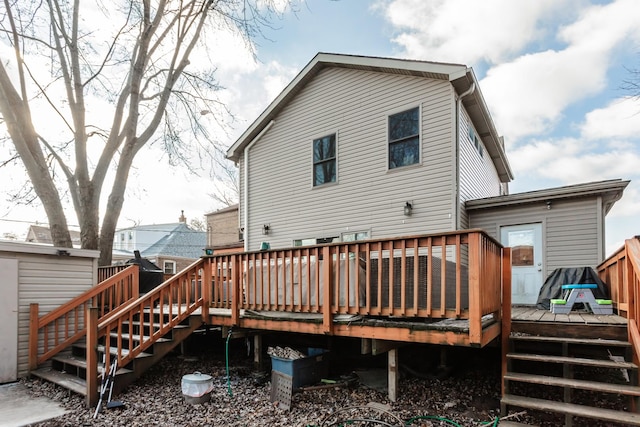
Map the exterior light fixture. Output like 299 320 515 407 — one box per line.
404 201 413 216
262 224 270 235
546 200 552 210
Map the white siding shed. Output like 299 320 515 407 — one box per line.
0 241 99 381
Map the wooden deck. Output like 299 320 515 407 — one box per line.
511 306 627 325
509 306 628 341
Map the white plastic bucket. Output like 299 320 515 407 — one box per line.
181 372 213 404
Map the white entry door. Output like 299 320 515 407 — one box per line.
501 223 543 305
0 258 18 383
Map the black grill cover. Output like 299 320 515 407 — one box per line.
536 267 609 310
126 250 164 293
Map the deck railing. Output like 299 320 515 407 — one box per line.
90 258 207 388
28 265 139 369
205 229 505 344
599 237 640 361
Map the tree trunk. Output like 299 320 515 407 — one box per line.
0 63 72 248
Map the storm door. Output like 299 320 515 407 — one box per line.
500 223 543 305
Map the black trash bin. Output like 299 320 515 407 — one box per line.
127 250 164 293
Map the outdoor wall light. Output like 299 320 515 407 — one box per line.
404 201 413 216
546 200 552 210
262 224 270 235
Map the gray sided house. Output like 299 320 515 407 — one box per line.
226 52 628 305
227 53 512 250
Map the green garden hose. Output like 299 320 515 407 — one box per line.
225 327 233 397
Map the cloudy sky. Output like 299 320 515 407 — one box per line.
1 0 640 255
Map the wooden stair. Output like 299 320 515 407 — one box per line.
502 331 640 426
31 308 202 398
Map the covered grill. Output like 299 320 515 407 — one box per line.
127 250 164 293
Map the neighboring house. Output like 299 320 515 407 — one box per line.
25 225 82 247
112 212 206 274
204 204 243 253
226 52 628 305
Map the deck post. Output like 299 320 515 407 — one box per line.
468 232 482 345
28 303 39 371
501 247 512 399
202 258 212 323
231 255 240 326
388 348 398 402
86 306 99 408
253 334 263 370
322 246 333 334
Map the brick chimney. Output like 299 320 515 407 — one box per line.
179 210 186 223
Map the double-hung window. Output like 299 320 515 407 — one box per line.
313 134 336 186
388 107 420 169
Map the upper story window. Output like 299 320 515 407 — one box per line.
313 134 336 186
468 126 484 158
388 107 420 169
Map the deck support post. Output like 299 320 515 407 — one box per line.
468 232 482 345
231 255 240 326
388 348 398 402
202 257 212 324
322 246 333 334
253 334 263 370
28 303 39 371
86 306 99 408
501 247 512 400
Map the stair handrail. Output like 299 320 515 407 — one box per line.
625 237 640 360
93 257 206 379
29 264 139 369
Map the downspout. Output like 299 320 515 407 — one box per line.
455 82 475 230
243 120 275 251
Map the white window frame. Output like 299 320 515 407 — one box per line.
311 131 339 187
387 105 421 170
163 260 176 275
341 230 370 242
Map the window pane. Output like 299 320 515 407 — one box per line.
314 161 336 185
389 137 419 169
313 134 335 162
389 108 419 142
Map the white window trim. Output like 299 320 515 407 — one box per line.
163 260 176 275
386 104 422 171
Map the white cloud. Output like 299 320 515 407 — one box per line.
509 137 640 184
581 97 640 140
381 0 570 64
482 0 640 142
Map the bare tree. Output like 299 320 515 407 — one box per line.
0 0 290 265
622 65 640 101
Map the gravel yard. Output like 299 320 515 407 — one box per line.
18 337 619 427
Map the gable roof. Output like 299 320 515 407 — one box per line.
227 52 513 181
140 223 206 259
466 179 629 214
26 225 82 246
